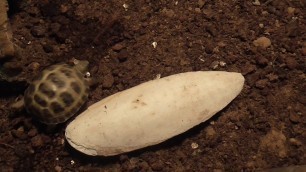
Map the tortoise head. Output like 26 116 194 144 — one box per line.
72 58 89 74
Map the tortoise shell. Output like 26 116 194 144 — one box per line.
24 63 89 124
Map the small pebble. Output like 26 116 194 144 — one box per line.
285 56 298 69
266 73 278 81
289 113 300 123
253 37 271 49
55 166 62 172
195 8 201 13
162 8 175 18
31 135 44 147
102 74 115 88
289 138 302 147
152 42 157 48
219 61 226 67
210 61 219 69
205 126 216 138
28 62 40 71
12 127 27 140
191 142 199 149
27 128 38 137
287 7 295 15
198 0 206 8
253 0 261 6
112 43 125 51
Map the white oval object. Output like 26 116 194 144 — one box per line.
65 71 244 156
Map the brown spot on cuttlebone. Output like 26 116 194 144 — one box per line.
60 92 74 107
51 102 64 114
132 99 147 106
47 73 66 88
38 83 55 98
34 94 47 107
71 82 81 93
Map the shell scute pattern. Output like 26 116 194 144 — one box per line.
24 63 89 124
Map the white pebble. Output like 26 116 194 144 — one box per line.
152 42 157 48
191 142 199 149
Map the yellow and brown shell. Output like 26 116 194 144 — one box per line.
24 62 89 124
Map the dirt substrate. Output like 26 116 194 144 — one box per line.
0 0 305 171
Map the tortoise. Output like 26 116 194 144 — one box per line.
14 59 90 125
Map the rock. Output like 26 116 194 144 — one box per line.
162 8 175 18
289 113 300 123
285 56 298 69
12 127 27 140
266 73 278 81
287 7 295 15
55 166 62 172
31 135 44 147
195 8 201 13
210 61 219 69
205 126 216 138
253 37 271 49
27 62 40 72
289 138 302 147
112 43 125 51
198 0 206 8
260 129 287 158
253 0 260 6
27 128 38 137
102 74 114 88
255 79 269 89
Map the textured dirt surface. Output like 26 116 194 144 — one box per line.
0 0 305 171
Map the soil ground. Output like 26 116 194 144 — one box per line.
0 0 305 171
